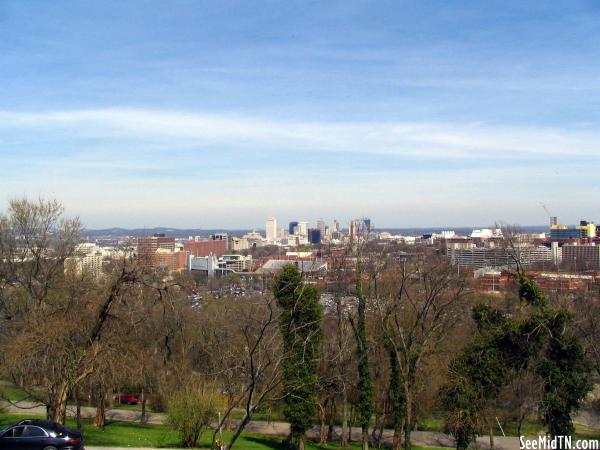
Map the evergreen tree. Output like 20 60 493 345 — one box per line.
273 265 323 450
519 274 593 437
538 312 592 437
355 273 373 450
442 275 592 449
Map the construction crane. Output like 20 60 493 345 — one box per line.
540 203 557 227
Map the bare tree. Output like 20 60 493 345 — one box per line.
374 254 470 450
192 294 284 450
0 198 186 423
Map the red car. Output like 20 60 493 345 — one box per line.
117 394 139 405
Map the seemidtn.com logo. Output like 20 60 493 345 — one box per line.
520 436 600 450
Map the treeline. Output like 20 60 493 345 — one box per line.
0 199 598 450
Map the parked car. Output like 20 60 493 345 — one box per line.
117 394 139 405
0 419 84 450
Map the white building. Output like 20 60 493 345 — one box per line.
470 229 503 239
231 236 250 251
219 254 252 272
297 221 309 236
65 244 103 278
189 254 218 277
243 230 265 247
439 230 456 239
317 219 326 235
189 253 252 277
266 217 277 242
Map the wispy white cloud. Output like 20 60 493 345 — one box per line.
1 108 599 159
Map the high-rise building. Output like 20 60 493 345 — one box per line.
297 221 309 236
317 218 326 235
363 217 371 233
309 228 322 244
550 220 596 240
349 219 361 239
289 221 299 235
266 217 277 242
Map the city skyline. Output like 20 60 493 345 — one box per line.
2 1 600 228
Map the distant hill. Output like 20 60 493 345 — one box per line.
82 227 255 238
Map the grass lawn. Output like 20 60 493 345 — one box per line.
0 413 447 449
574 424 600 440
417 417 548 437
0 381 45 403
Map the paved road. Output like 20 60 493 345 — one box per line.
0 400 546 450
3 400 166 425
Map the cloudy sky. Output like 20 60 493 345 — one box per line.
1 0 599 229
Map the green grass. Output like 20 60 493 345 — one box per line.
0 413 447 449
416 417 600 440
0 382 45 403
574 424 600 440
499 421 545 437
112 403 145 411
416 418 444 432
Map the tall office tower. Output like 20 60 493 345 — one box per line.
309 228 322 244
362 217 371 232
289 221 299 235
266 217 277 242
317 218 326 235
333 219 340 232
297 221 309 236
349 219 357 239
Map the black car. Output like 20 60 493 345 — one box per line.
0 419 84 450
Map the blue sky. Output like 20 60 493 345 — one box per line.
1 0 600 229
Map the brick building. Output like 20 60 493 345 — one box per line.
154 248 188 272
184 239 227 257
137 234 176 267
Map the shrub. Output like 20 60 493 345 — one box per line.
166 385 218 447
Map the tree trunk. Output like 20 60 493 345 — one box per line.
93 391 106 428
348 406 354 443
489 421 495 450
371 413 380 441
225 413 251 450
517 412 525 438
319 401 327 444
50 381 69 424
392 421 403 450
226 394 234 431
327 399 336 442
341 392 349 447
376 414 385 448
140 387 147 424
403 385 412 450
362 429 369 450
75 389 82 430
